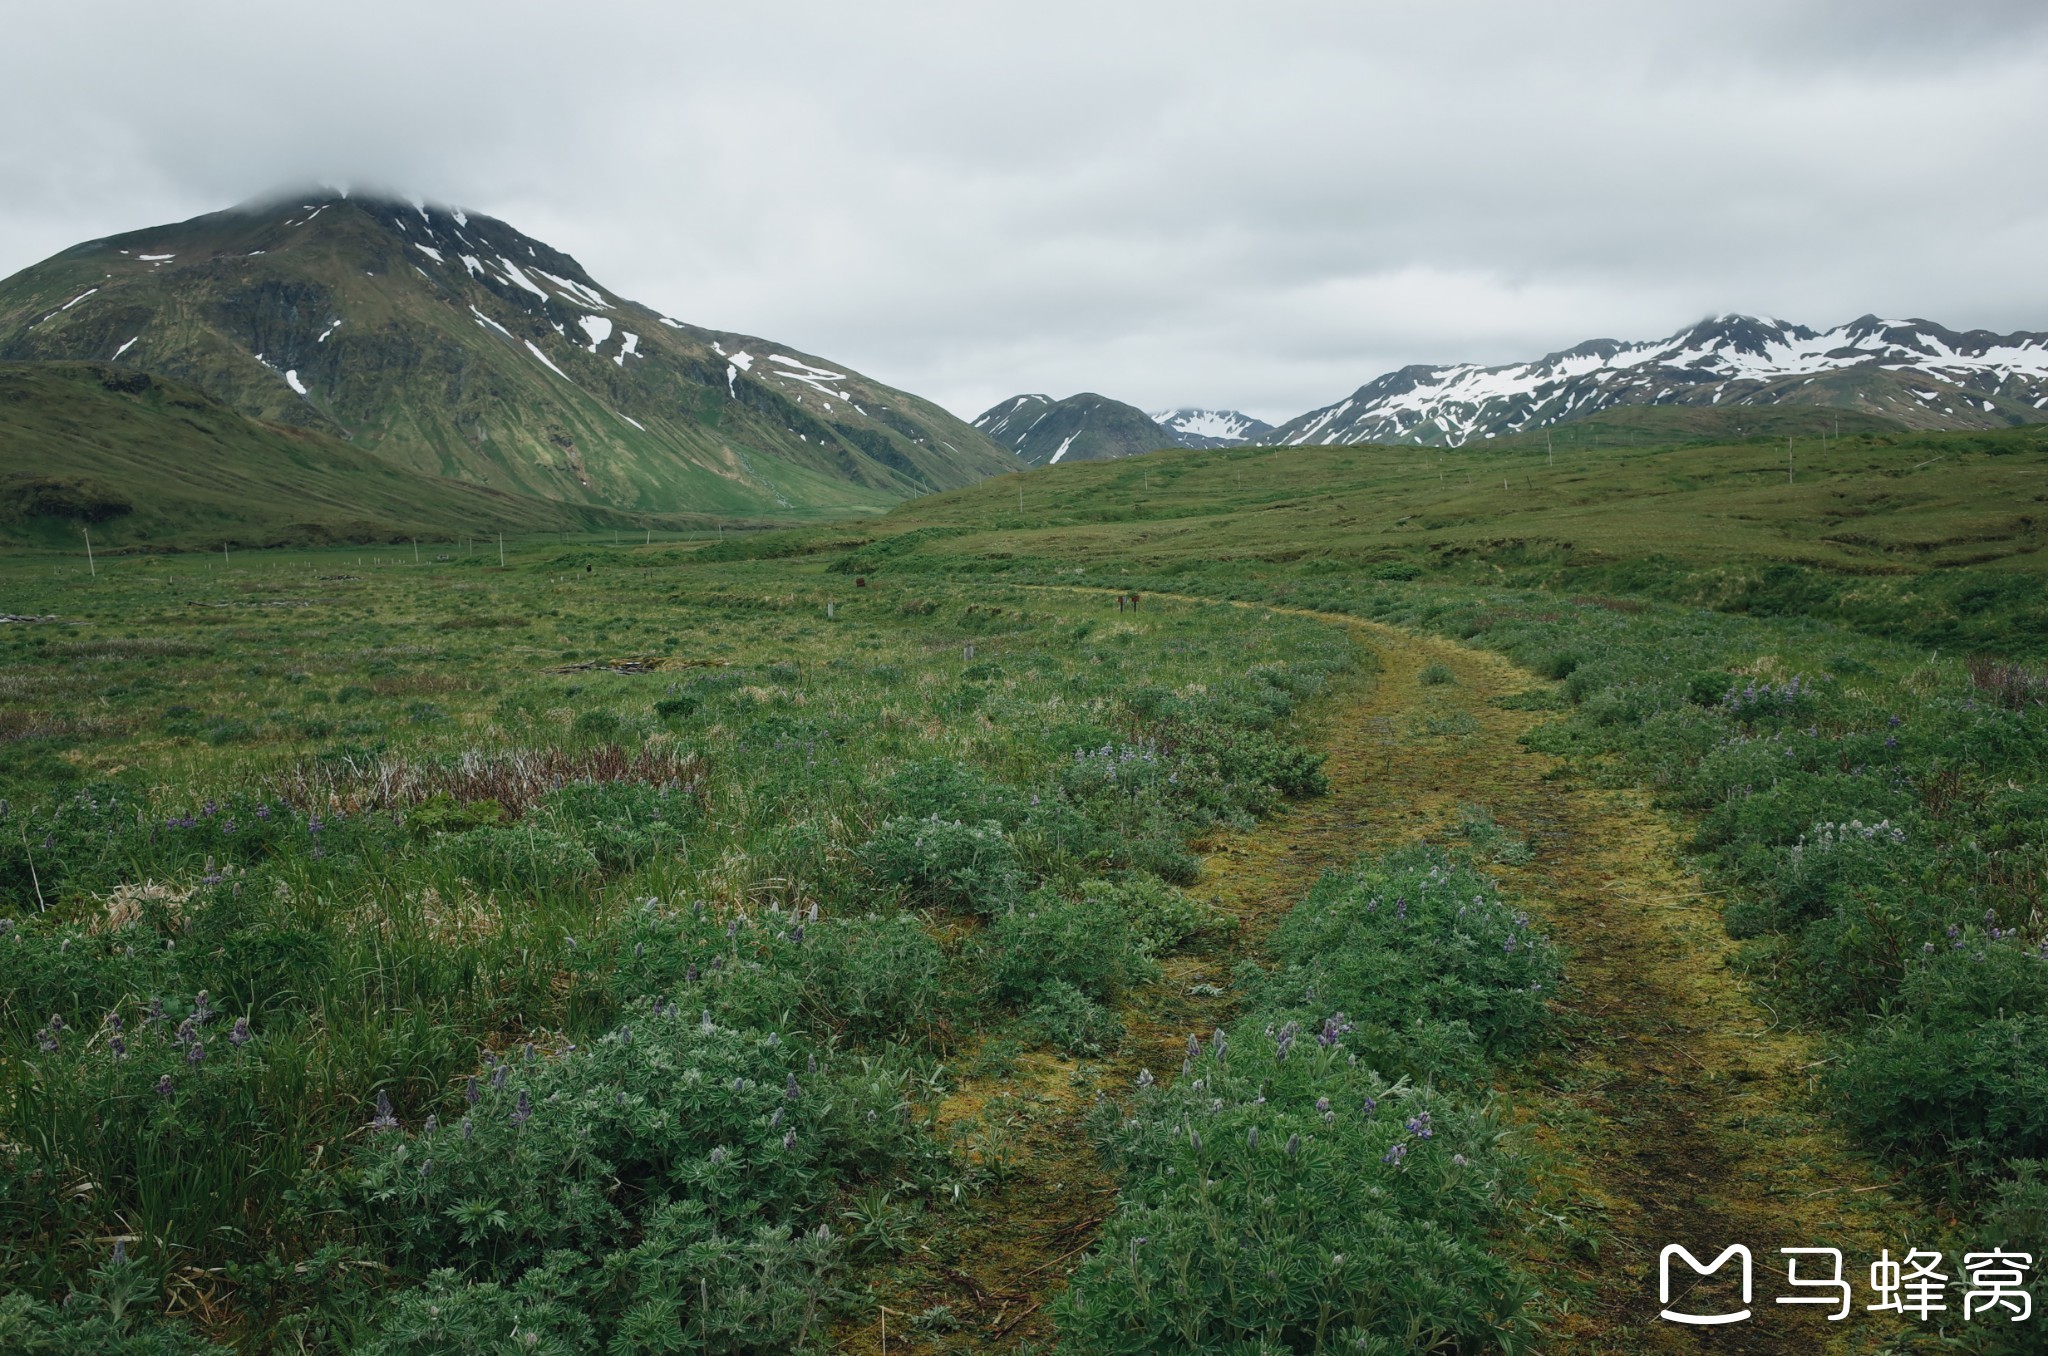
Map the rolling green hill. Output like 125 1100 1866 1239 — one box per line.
0 361 663 548
718 405 2048 654
0 192 1017 518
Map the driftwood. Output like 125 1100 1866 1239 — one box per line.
547 656 731 675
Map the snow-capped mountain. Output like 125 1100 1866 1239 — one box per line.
1267 314 2048 448
1151 407 1275 449
973 391 1177 467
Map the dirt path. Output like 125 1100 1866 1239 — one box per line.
840 595 1914 1353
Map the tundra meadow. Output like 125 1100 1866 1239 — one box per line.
4 428 2048 1356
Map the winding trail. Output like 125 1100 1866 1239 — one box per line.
842 596 1915 1354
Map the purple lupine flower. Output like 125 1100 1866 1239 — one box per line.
144 998 165 1028
465 1075 482 1103
109 1033 128 1058
193 991 212 1025
1285 1133 1300 1160
807 902 819 924
523 1042 536 1061
490 1063 509 1090
1382 1142 1407 1166
617 1025 632 1046
785 1073 801 1101
1405 1112 1433 1139
726 918 740 939
782 1129 797 1151
38 1028 59 1053
1211 1029 1227 1060
1273 1022 1298 1061
221 820 237 835
255 805 271 820
419 1160 433 1179
1360 1096 1377 1118
1136 1068 1155 1090
686 962 699 982
510 1091 532 1126
807 1053 818 1075
111 1238 129 1265
1246 1126 1259 1149
370 1090 398 1131
1186 1033 1201 1061
186 1042 205 1065
424 1115 438 1135
1453 1154 1468 1167
710 1146 727 1165
229 1017 252 1048
790 924 805 944
1396 897 1408 921
461 1115 474 1141
202 801 218 818
1318 1013 1352 1047
156 1074 175 1100
770 1107 783 1130
1188 1128 1202 1155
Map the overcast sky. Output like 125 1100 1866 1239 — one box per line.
4 1 2045 423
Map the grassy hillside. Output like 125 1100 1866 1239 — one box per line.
0 194 1016 517
0 361 688 548
758 409 2048 655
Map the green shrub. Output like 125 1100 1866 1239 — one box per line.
988 894 1156 1007
535 781 694 871
352 1009 917 1276
859 816 1023 914
1056 1041 1531 1352
1417 663 1456 686
1076 874 1217 955
1022 980 1122 1056
0 1255 229 1354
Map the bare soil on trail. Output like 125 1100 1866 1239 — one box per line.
839 595 1917 1354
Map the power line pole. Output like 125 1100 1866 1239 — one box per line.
498 533 505 567
83 526 95 577
1788 436 1794 485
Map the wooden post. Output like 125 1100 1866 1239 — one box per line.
83 526 95 577
498 533 505 567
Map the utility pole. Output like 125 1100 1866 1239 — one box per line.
414 538 420 564
83 526 95 577
498 533 505 567
1546 431 1554 467
1018 483 1024 514
1788 436 1794 485
223 542 230 567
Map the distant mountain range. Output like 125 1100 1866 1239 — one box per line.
1266 314 2048 448
0 191 1015 524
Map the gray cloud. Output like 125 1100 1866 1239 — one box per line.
4 0 2044 422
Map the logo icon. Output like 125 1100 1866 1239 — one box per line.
1661 1245 1754 1325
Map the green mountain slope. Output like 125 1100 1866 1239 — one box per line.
973 391 1178 466
0 361 651 548
0 192 1017 517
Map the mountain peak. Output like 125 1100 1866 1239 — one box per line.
974 391 1176 466
1150 407 1275 449
1 195 1017 515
